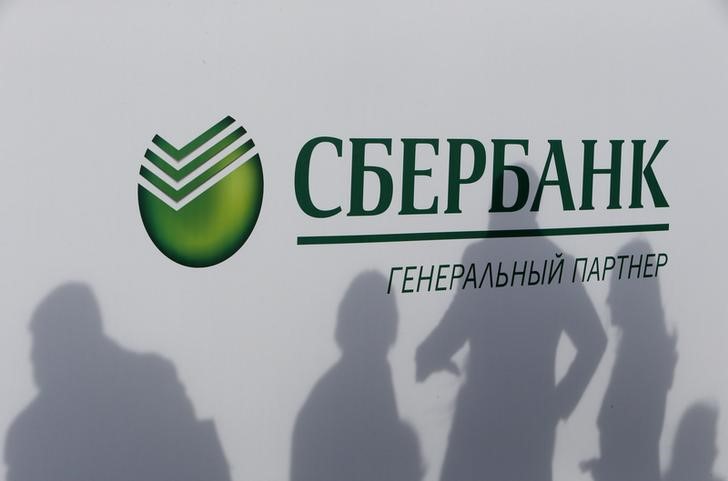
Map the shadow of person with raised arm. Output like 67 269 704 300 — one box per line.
290 271 423 481
664 402 724 481
416 165 607 481
582 239 677 481
4 282 232 481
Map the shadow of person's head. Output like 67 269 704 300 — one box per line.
9 282 234 481
607 239 664 331
29 282 105 391
335 271 397 360
668 402 722 481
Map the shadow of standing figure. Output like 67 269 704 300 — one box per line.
290 271 423 481
416 200 607 481
664 402 724 481
582 239 677 481
4 282 232 481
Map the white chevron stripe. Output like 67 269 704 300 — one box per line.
142 133 255 189
138 148 258 211
154 121 243 169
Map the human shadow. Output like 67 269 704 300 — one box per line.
664 402 724 481
416 198 607 481
4 282 231 481
582 239 678 481
290 271 423 481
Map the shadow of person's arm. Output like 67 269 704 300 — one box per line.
415 290 471 382
555 280 607 420
139 354 233 481
4 407 37 481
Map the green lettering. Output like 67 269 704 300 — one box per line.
348 138 393 216
400 138 439 215
445 139 486 214
531 140 575 211
295 137 343 218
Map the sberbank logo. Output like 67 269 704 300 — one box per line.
138 116 263 267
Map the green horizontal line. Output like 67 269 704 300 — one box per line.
297 223 670 245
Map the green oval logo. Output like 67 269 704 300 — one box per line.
138 116 263 267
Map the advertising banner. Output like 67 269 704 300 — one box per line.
1 1 727 480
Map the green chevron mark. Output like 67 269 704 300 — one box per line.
144 126 246 181
138 116 264 268
152 116 235 160
141 140 256 203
